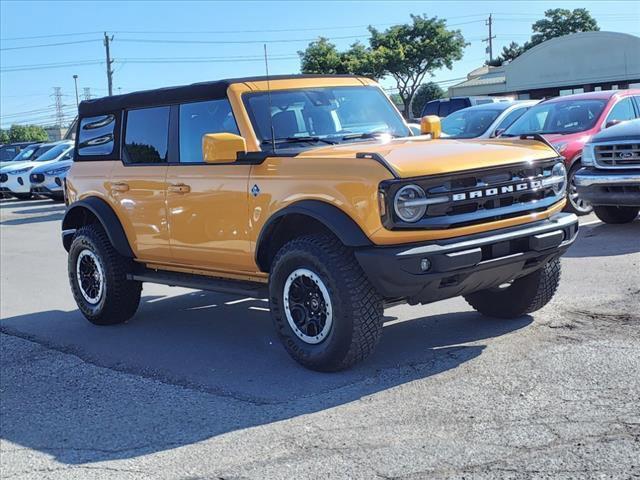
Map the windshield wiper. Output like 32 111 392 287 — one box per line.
341 132 399 141
262 136 337 146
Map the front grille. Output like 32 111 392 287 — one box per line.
595 142 640 169
0 173 7 183
30 173 45 183
382 159 563 230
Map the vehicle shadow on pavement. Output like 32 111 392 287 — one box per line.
0 198 57 209
0 212 64 225
565 221 640 258
0 291 531 464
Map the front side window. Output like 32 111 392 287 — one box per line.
606 97 636 125
179 99 239 163
243 86 410 150
78 114 116 156
124 106 169 164
441 108 502 138
504 99 607 136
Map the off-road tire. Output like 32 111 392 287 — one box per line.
464 258 561 319
12 192 32 200
565 162 593 216
269 234 383 372
68 224 141 325
594 206 639 224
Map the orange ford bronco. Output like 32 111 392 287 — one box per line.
63 75 578 371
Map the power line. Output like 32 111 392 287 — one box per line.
115 34 368 45
0 31 103 41
0 60 103 73
0 39 102 51
0 15 490 42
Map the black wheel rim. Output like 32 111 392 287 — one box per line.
76 249 104 304
283 268 333 344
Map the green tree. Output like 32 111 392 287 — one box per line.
411 82 444 118
488 9 598 66
0 130 9 144
299 15 466 118
369 15 466 117
7 124 49 143
299 38 385 79
528 8 599 48
488 41 525 66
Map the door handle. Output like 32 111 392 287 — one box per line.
111 182 129 192
168 183 191 194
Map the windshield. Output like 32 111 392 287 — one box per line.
0 145 22 161
243 86 410 148
441 109 501 138
504 99 607 136
11 144 39 161
35 144 71 162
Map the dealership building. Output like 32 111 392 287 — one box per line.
448 32 640 99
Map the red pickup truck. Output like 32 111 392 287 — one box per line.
502 89 640 214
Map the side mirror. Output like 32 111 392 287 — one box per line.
493 128 506 137
605 119 622 129
420 115 441 139
202 133 247 164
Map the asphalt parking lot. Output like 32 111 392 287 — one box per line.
1 197 638 479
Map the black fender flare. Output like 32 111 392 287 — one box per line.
255 200 372 271
62 196 134 257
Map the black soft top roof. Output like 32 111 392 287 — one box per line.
78 74 362 116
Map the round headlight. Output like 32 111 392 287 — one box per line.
394 184 427 223
551 162 567 196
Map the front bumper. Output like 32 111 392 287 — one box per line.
574 168 640 207
355 212 578 305
0 173 31 194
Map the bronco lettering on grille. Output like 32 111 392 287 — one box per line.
451 179 542 202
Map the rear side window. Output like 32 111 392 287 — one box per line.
179 99 239 163
78 115 116 156
449 98 470 113
438 101 451 117
124 106 170 164
422 101 439 116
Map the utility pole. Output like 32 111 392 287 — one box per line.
483 14 496 62
103 32 114 96
52 87 64 127
73 74 79 110
83 87 92 101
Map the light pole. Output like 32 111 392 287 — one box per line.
73 75 79 110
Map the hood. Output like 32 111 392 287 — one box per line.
543 131 592 146
30 159 72 174
0 159 58 173
295 136 558 178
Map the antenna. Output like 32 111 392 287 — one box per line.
263 43 277 152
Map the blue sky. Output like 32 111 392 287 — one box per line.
1 0 638 128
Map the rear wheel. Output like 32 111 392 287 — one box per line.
68 224 141 325
269 234 383 372
594 206 639 224
566 162 593 215
464 259 561 319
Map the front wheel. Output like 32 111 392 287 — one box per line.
566 163 593 215
68 224 141 325
594 206 639 224
269 234 383 372
464 259 561 319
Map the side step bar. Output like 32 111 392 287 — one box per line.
127 269 268 297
